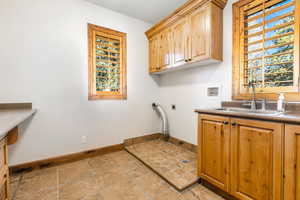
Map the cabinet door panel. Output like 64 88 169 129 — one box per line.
231 118 283 200
0 139 8 200
189 5 210 61
172 17 189 67
198 114 230 191
284 125 300 200
159 29 172 69
149 36 159 73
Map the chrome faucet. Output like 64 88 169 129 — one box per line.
249 82 257 111
243 82 267 111
249 82 256 110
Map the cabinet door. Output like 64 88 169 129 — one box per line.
189 4 210 61
198 114 231 192
149 36 159 73
158 29 172 70
0 139 8 200
231 118 283 200
172 17 189 67
284 125 300 200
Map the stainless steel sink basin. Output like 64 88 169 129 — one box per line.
215 107 282 116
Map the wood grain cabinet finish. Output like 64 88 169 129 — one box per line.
172 17 189 67
149 36 160 73
198 114 230 192
284 125 300 200
146 0 226 74
198 114 285 200
230 118 283 200
158 29 173 70
0 139 9 200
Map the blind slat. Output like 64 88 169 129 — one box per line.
245 50 294 62
245 11 294 31
246 31 294 46
245 41 293 55
245 0 293 17
246 21 294 38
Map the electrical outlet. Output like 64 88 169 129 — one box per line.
81 136 87 144
207 87 219 97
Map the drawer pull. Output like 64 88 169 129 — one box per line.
223 121 229 125
232 122 237 126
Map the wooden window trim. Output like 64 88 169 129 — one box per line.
88 24 127 100
232 0 300 101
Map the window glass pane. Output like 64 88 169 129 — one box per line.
247 18 263 27
247 43 263 51
265 43 294 56
94 35 121 92
247 26 263 35
264 62 293 73
248 59 262 67
264 53 293 65
241 0 295 90
265 34 294 47
265 15 294 29
247 35 263 43
265 24 294 38
247 51 263 60
265 5 294 21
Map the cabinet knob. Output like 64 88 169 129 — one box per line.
231 122 237 126
188 58 192 61
185 59 188 62
223 121 229 125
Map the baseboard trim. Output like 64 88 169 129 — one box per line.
9 143 124 173
167 136 197 153
124 133 197 153
124 133 162 146
201 179 237 200
10 133 197 173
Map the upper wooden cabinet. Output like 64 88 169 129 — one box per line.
158 28 173 70
146 0 227 74
149 35 160 73
172 17 189 67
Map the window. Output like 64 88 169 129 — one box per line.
88 24 127 100
232 0 300 100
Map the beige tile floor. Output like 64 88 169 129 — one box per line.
10 151 224 200
126 140 198 190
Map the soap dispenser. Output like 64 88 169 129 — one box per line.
277 93 285 112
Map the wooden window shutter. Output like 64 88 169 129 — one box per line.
88 24 127 100
233 0 300 100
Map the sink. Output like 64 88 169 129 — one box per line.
215 107 282 116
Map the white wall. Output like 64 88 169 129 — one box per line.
0 0 160 165
0 0 237 165
157 0 236 144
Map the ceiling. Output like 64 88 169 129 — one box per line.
86 0 188 24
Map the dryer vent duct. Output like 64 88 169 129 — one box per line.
152 103 169 139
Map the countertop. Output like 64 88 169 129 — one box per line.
0 109 37 139
195 108 300 124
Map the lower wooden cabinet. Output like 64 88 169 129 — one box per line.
284 125 300 200
198 114 286 200
198 114 230 192
230 118 283 200
0 139 9 200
